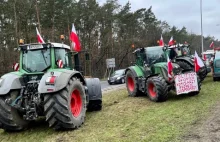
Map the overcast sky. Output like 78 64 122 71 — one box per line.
98 0 220 40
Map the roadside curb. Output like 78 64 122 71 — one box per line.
102 84 126 94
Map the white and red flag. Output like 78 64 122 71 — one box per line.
159 35 164 46
167 55 173 81
70 24 81 52
36 27 45 43
57 59 63 68
168 36 174 46
194 51 205 72
209 41 214 48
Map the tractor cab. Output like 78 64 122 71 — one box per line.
134 46 167 67
168 44 191 58
14 43 78 74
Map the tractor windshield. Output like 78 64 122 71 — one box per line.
22 48 51 72
145 47 166 65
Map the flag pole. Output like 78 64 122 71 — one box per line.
200 0 204 54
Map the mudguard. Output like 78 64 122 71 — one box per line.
38 70 85 94
125 65 144 78
176 56 194 67
85 78 102 101
0 73 22 95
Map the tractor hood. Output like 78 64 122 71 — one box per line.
153 62 182 75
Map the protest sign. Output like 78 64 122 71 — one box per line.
175 72 198 95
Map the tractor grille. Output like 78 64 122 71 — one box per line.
21 74 43 85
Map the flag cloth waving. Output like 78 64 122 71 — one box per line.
159 35 164 46
168 36 174 46
209 41 214 48
194 51 205 72
36 27 45 43
167 55 173 81
70 24 81 52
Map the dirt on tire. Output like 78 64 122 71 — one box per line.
182 102 220 142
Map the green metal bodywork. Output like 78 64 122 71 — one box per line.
129 65 144 77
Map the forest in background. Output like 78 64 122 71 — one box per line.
0 0 219 77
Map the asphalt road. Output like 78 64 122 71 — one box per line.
101 81 126 92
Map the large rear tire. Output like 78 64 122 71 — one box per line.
0 91 29 131
44 77 86 130
198 66 207 81
146 76 168 102
176 61 192 70
125 70 143 97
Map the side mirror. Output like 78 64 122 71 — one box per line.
12 63 19 71
56 59 63 68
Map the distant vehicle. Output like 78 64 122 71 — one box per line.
202 50 214 73
108 69 125 85
213 51 220 81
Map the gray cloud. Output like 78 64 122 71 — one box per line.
98 0 220 40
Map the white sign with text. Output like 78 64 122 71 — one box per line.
175 72 198 95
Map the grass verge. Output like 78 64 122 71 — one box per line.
0 74 219 142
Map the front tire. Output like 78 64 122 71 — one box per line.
125 70 143 97
146 76 168 102
44 77 86 130
0 91 29 131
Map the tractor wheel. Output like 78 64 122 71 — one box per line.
146 76 168 102
125 70 143 97
198 66 207 82
44 77 86 130
0 91 29 131
176 61 192 70
85 78 102 111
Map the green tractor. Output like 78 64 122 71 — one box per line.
0 42 102 131
167 43 208 81
125 46 201 102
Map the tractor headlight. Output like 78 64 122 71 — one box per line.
0 78 4 87
45 76 56 85
117 77 121 80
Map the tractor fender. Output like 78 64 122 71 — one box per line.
125 66 144 77
85 78 102 101
38 70 85 94
0 73 22 95
176 57 194 67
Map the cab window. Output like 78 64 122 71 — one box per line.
55 48 70 68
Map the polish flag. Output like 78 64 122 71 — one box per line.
159 35 164 46
209 41 214 48
168 36 174 46
12 63 19 71
167 55 173 81
36 27 45 43
194 51 205 72
57 59 63 68
70 24 81 52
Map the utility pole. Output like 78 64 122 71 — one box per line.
35 0 41 33
200 0 204 53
